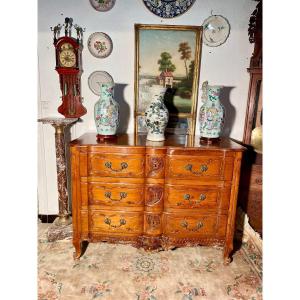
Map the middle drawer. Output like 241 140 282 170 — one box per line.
165 184 231 211
88 182 144 207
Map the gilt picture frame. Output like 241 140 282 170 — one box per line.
134 24 202 136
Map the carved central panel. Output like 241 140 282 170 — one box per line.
146 214 161 230
146 186 164 206
147 156 164 177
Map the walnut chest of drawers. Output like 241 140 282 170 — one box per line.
70 133 244 264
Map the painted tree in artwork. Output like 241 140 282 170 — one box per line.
188 60 195 80
157 52 176 72
178 42 192 78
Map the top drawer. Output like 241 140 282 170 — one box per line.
88 153 145 178
166 154 233 181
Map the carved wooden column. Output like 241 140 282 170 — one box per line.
38 118 77 232
140 142 166 250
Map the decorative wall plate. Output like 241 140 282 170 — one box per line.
142 0 195 18
87 32 113 58
202 15 231 47
88 71 114 96
89 0 116 12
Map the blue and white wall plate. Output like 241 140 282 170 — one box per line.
142 0 196 18
202 15 231 47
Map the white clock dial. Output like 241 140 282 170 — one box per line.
59 50 76 67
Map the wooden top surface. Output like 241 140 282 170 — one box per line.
70 133 245 151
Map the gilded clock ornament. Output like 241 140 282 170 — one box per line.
51 17 87 118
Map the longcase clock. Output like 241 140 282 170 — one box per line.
239 0 262 236
52 18 87 118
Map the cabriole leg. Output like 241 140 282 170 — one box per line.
73 239 82 260
223 244 233 265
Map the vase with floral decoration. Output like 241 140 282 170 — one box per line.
199 82 224 143
94 83 119 138
144 85 169 141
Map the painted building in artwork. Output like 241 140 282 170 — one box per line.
157 71 174 88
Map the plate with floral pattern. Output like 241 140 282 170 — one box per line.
142 0 195 18
87 32 113 58
89 0 116 12
202 15 231 47
88 71 114 95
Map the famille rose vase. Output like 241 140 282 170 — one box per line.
199 83 224 139
144 85 169 141
94 83 119 136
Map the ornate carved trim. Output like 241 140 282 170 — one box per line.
84 234 225 251
146 214 161 230
248 0 262 68
137 235 162 250
147 156 164 177
87 234 139 246
146 186 164 206
160 236 224 250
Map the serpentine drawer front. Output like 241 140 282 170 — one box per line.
162 212 228 238
88 153 145 177
164 184 231 211
88 182 144 207
89 210 143 235
70 133 245 264
166 155 225 179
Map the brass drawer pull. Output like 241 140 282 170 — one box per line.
183 194 191 200
104 217 126 228
182 193 206 204
199 194 206 201
180 220 204 232
185 164 208 175
104 191 127 201
104 161 128 172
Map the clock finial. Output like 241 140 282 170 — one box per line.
51 18 84 43
64 17 73 37
74 24 85 44
50 24 62 43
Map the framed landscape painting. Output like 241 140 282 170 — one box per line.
134 24 202 135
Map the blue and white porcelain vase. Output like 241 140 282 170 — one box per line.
94 83 119 136
199 83 224 139
145 85 169 141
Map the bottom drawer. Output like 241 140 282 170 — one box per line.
89 210 143 235
162 212 227 238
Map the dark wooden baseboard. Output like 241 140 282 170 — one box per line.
38 214 58 223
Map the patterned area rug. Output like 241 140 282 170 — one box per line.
38 210 262 300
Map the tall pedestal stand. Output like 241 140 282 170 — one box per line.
38 117 78 241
